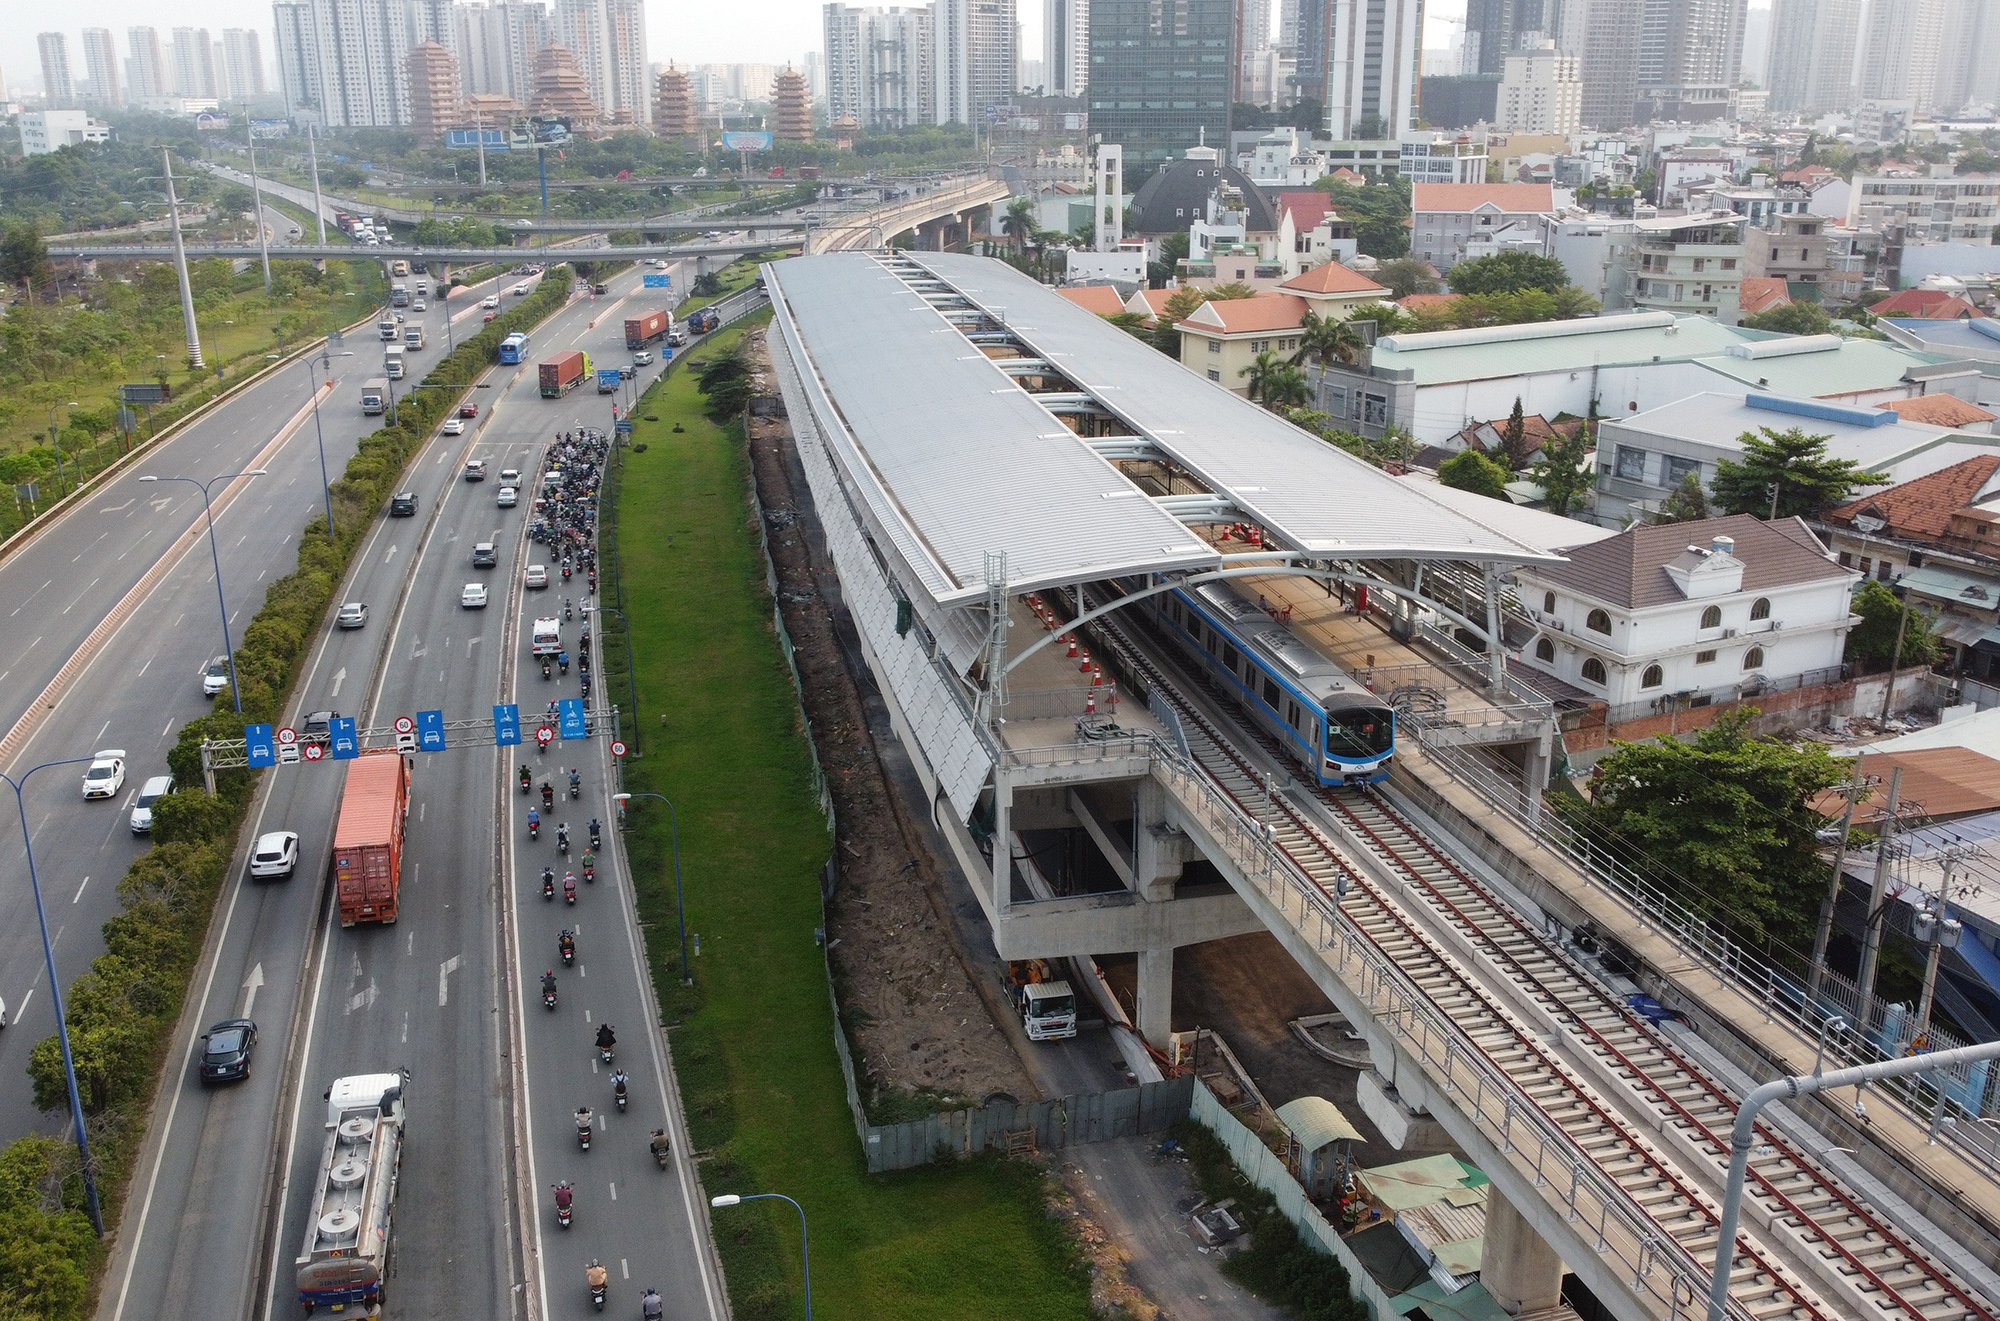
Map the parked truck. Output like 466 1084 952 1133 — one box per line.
360 377 388 415
295 1070 407 1316
1007 960 1078 1040
332 750 409 926
539 349 592 398
596 367 624 394
624 309 670 349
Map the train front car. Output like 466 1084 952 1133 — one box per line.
1322 699 1394 786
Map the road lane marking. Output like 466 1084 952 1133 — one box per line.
99 721 112 740
384 543 399 564
403 1011 410 1044
439 955 461 1006
160 719 173 738
608 1182 617 1201
330 666 347 697
241 962 264 1017
72 876 89 904
137 658 150 677
14 989 31 1023
62 578 102 613
10 579 52 617
347 978 378 1013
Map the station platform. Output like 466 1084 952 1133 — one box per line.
997 594 1168 754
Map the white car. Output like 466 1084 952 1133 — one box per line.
249 831 300 879
336 601 368 629
632 351 654 366
513 282 530 296
413 299 427 311
499 468 521 486
462 582 489 609
130 774 174 834
497 486 517 508
482 294 500 309
441 417 466 436
524 564 548 589
83 750 127 800
201 654 231 697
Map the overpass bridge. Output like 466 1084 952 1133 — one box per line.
806 176 1010 253
45 239 794 263
761 248 2000 1321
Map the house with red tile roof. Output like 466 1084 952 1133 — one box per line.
1275 191 1359 269
1055 285 1130 317
1868 288 1987 320
1175 293 1311 393
1737 277 1792 318
1121 287 1178 326
1276 261 1390 315
1877 396 1998 432
1410 182 1558 272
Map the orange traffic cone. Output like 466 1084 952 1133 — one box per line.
1066 635 1078 658
1079 647 1091 672
1085 691 1097 715
1091 665 1103 686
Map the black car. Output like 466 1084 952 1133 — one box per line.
390 491 418 516
199 1019 258 1082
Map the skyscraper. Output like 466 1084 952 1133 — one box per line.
1578 0 1744 127
407 41 461 141
1088 0 1239 166
1765 0 1858 114
932 0 1016 124
1466 0 1539 75
1045 0 1089 97
272 0 421 128
1294 0 1423 137
824 4 934 129
128 27 168 102
453 1 552 108
224 30 270 101
38 32 75 107
80 28 121 106
555 0 647 126
170 28 219 99
1859 0 1945 113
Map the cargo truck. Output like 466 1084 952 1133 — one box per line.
624 309 670 349
377 317 398 342
1007 960 1078 1040
361 378 388 415
332 751 409 926
403 325 425 350
597 367 623 393
296 1070 407 1316
390 284 409 307
539 350 592 398
383 344 406 380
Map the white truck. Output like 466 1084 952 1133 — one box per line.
296 1071 407 1316
403 325 426 350
1008 961 1078 1040
383 344 406 379
532 617 562 656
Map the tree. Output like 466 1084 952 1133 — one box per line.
1528 424 1594 517
1845 579 1944 670
1315 176 1412 258
1149 231 1190 288
1499 397 1530 470
1656 471 1713 523
1741 301 1833 336
1564 708 1849 945
1446 250 1572 296
1375 256 1440 299
1 220 53 294
1002 196 1036 253
1438 449 1512 500
1711 426 1885 519
1207 281 1259 301
1290 310 1362 366
1241 350 1309 408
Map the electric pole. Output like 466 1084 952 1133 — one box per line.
1911 841 1976 1049
1854 766 1906 1033
1806 769 1875 1008
307 122 327 244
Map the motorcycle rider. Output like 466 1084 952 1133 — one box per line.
595 1023 616 1054
642 1288 664 1320
611 1069 629 1103
559 929 575 961
563 872 577 903
552 1180 574 1214
575 1105 594 1138
542 969 557 994
527 808 540 837
588 818 602 849
519 764 531 792
542 780 555 810
649 1129 671 1164
557 822 571 853
569 767 582 795
585 1258 608 1298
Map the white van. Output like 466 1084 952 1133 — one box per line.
531 616 562 655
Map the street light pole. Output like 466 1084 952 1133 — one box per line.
138 469 269 712
46 401 78 498
613 792 689 985
710 1193 810 1318
304 352 351 537
4 756 111 1236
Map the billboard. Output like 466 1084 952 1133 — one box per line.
250 119 291 139
194 111 231 132
721 131 773 153
446 126 510 151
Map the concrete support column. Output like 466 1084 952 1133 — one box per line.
1523 730 1551 825
992 768 1012 916
1481 1192 1564 1315
1132 779 1184 902
1135 947 1173 1052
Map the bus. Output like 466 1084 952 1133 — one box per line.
498 332 531 365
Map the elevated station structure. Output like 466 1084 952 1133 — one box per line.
765 250 2000 1321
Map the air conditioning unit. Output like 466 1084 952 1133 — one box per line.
1770 620 1783 631
1550 618 1566 632
1723 627 1739 638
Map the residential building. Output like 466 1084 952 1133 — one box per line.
1309 0 1424 140
1577 0 1746 128
407 42 459 143
824 4 933 131
170 28 218 99
557 0 647 126
1276 190 1360 268
1087 0 1238 166
1045 0 1088 97
1737 277 1791 319
1409 181 1556 272
79 29 119 107
1175 267 1387 389
273 0 426 128
1765 0 1859 115
223 30 268 101
1399 132 1490 184
1848 168 1999 247
1859 0 1945 114
127 27 168 103
38 32 74 107
1511 514 1857 715
453 1 552 107
1602 212 1748 323
1497 41 1580 134
18 108 109 154
1593 391 1994 524
773 66 813 139
1870 289 1987 321
1465 0 1538 75
933 0 1016 125
654 64 698 139
1699 181 1819 229
1740 213 1829 299
1241 127 1328 185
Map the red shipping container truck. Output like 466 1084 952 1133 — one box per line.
539 350 592 398
332 751 410 927
624 310 669 349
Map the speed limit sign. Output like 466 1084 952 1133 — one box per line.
536 725 555 746
610 740 627 758
394 716 415 735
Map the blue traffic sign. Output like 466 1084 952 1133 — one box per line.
642 273 672 288
329 717 360 759
615 419 633 434
494 703 522 746
662 345 673 362
245 723 276 767
558 698 588 740
417 709 446 752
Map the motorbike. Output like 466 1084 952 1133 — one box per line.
558 830 570 856
588 571 597 593
559 653 570 676
650 1130 671 1169
562 564 572 582
520 766 532 794
575 1108 593 1150
553 1181 573 1228
528 814 540 842
542 783 555 811
543 985 558 1010
569 770 581 798
642 1287 665 1320
563 875 577 905
581 853 595 884
542 659 552 681
560 931 575 966
587 1261 608 1311
589 821 602 851
564 599 574 622
543 873 556 902
613 1074 628 1111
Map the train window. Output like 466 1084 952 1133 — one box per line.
1223 643 1240 673
1326 707 1394 756
1286 700 1301 728
1263 677 1280 707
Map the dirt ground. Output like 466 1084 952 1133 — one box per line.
742 328 1029 1112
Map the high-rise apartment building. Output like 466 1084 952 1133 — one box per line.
1088 0 1239 166
272 0 423 128
39 32 76 107
127 27 168 102
1293 0 1423 138
1933 0 2000 114
1498 40 1580 132
932 0 1016 124
1045 0 1089 97
773 65 814 138
1579 0 1744 127
654 64 698 137
80 29 121 106
1859 0 1945 113
555 0 647 125
223 30 270 101
1765 0 1858 114
407 42 460 141
824 4 934 130
453 1 552 107
170 28 218 98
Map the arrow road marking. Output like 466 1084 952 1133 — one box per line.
384 543 398 564
242 963 264 1017
330 667 347 698
347 978 378 1014
438 955 461 1007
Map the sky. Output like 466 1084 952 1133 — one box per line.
5 0 1770 106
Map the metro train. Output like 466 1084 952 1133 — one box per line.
1137 578 1394 786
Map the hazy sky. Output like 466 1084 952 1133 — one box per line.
6 0 1769 107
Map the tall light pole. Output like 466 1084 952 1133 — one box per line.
710 1193 810 1318
304 352 352 536
584 604 640 751
613 792 689 985
246 124 273 294
307 123 327 246
46 401 78 498
162 148 204 369
4 756 111 1236
138 469 269 712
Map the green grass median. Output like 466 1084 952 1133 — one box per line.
607 315 1094 1321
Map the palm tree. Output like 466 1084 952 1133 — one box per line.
1241 352 1311 409
1002 197 1036 254
1290 311 1364 367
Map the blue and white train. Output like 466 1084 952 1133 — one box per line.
1139 579 1394 786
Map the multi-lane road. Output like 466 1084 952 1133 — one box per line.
0 241 737 1317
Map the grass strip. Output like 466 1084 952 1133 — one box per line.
605 316 1096 1321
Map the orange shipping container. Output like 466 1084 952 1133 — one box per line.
332 751 410 927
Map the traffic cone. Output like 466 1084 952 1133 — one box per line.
1066 634 1078 658
1085 691 1096 715
1091 665 1102 686
1079 647 1091 672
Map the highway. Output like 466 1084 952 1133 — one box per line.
94 265 736 1321
0 263 533 1149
